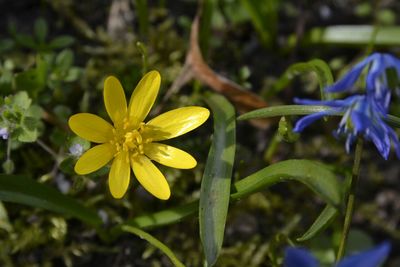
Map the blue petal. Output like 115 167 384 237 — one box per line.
351 110 389 159
337 242 391 267
294 96 358 108
325 54 379 93
365 54 393 110
385 124 400 159
284 247 319 267
293 111 331 132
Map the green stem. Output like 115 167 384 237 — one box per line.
36 139 58 160
336 138 364 261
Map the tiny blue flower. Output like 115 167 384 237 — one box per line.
284 242 390 267
69 143 84 157
0 127 9 140
293 95 400 159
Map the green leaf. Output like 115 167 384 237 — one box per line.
0 39 14 54
232 160 341 207
34 18 48 43
385 114 400 128
240 0 278 47
237 104 400 129
49 36 75 49
123 201 198 230
123 159 341 232
121 225 185 267
200 94 236 267
238 105 331 121
14 56 48 98
26 105 44 119
199 0 216 55
306 25 400 46
297 204 338 242
64 67 81 82
268 59 333 99
0 174 102 226
135 0 149 38
18 117 40 142
56 49 74 71
13 91 32 110
14 34 37 49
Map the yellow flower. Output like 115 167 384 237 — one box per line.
68 71 209 200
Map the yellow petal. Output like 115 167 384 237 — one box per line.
144 143 197 169
145 107 210 141
128 70 161 128
74 143 115 174
104 76 127 124
109 151 130 199
131 155 170 200
69 113 114 143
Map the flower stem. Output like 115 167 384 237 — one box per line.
336 137 364 261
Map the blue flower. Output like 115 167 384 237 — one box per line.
325 52 400 111
293 95 400 159
284 242 390 267
293 53 400 159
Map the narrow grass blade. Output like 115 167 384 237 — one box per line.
307 25 400 46
237 104 400 129
267 59 333 99
0 174 102 226
240 0 278 47
121 225 185 267
297 204 339 242
238 105 332 121
200 93 236 266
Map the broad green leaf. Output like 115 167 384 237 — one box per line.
123 160 341 231
297 204 338 242
200 94 236 267
121 225 185 267
49 36 75 49
18 119 39 142
13 91 32 110
232 160 341 207
306 25 400 46
0 174 102 226
268 59 333 99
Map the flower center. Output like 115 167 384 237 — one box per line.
111 121 152 159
